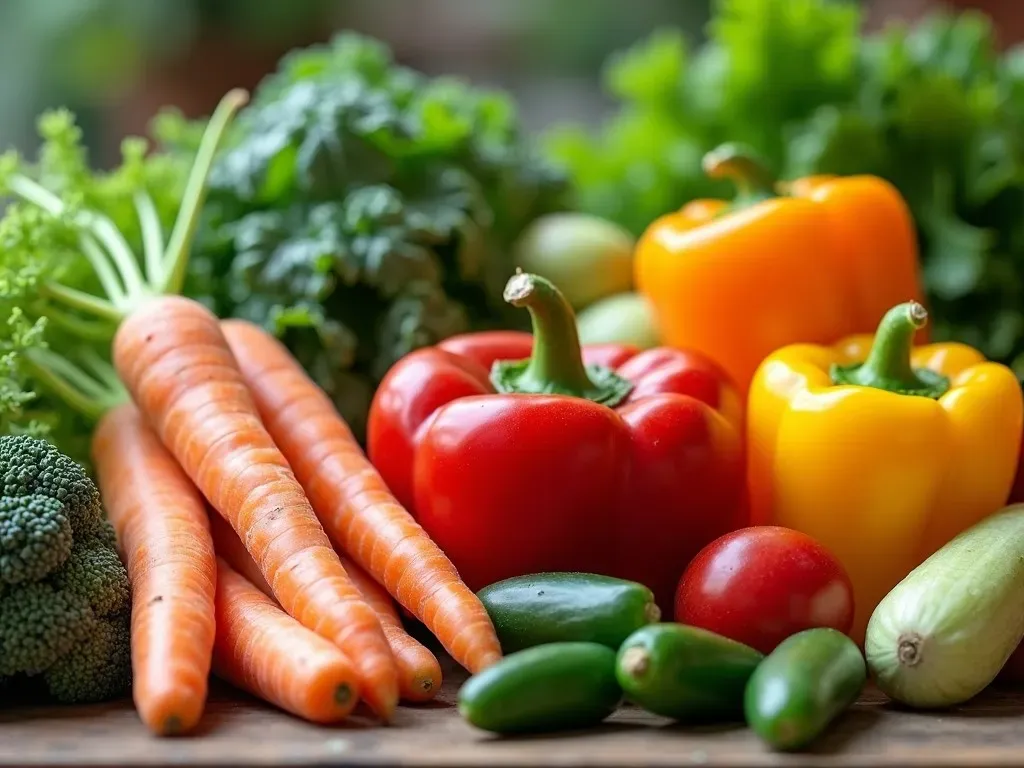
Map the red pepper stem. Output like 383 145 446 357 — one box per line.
702 143 776 206
830 301 950 399
502 271 596 394
490 271 633 407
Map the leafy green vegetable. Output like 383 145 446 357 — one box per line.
546 0 1024 375
157 33 567 439
0 109 190 465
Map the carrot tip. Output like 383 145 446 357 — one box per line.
161 715 184 737
335 683 355 707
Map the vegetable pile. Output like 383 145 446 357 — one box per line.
546 0 1024 373
6 1 1024 758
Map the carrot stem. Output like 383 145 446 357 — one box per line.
38 281 120 322
160 88 248 296
24 348 126 420
35 304 118 342
78 233 128 304
134 191 166 287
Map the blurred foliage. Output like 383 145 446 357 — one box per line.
545 0 1024 375
0 0 336 151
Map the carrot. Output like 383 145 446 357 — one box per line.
207 510 273 596
112 296 399 720
92 402 216 736
220 319 502 674
339 556 443 703
209 507 442 702
213 558 360 724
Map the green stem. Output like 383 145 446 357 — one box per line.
830 301 949 398
702 143 777 208
135 191 166 286
23 348 126 422
490 270 633 407
34 303 117 342
40 282 122 323
6 174 66 214
78 233 127 304
79 210 146 300
7 174 135 304
162 88 248 295
79 349 124 394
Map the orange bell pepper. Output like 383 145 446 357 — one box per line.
634 144 925 394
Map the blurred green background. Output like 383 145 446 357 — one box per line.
3 0 1011 163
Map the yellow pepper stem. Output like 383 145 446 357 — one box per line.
490 270 633 407
831 301 950 399
702 143 777 208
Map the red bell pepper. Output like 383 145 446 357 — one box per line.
367 271 748 610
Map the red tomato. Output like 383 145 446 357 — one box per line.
674 526 854 654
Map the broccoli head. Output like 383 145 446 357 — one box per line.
43 613 131 704
0 435 131 704
0 435 103 534
0 495 73 584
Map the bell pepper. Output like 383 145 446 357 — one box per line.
635 143 925 394
747 301 1024 643
368 271 747 610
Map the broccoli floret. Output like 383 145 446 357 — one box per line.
0 435 102 534
51 530 130 618
43 613 131 704
0 435 131 704
0 495 73 585
0 582 94 676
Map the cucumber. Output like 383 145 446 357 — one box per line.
616 623 763 721
457 642 621 734
866 505 1024 708
744 628 865 751
478 572 660 652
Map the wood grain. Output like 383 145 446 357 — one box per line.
4 655 1024 768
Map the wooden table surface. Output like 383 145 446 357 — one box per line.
5 656 1024 768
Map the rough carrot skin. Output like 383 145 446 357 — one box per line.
92 402 216 736
340 556 443 702
209 509 442 702
113 296 399 720
208 510 273 595
213 558 360 724
220 319 502 673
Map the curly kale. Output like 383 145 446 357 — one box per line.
157 33 567 439
0 435 131 704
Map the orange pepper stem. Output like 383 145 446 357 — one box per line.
830 302 950 399
490 270 633 407
702 143 776 207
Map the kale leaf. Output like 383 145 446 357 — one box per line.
160 33 567 439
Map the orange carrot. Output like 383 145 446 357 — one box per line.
209 507 442 702
220 319 502 673
113 297 399 719
213 558 360 724
92 402 216 736
207 510 274 595
339 555 443 703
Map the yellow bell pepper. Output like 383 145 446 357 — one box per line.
748 301 1024 643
